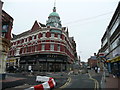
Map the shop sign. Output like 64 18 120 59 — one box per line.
6 59 16 62
111 56 120 63
99 53 105 58
107 56 120 63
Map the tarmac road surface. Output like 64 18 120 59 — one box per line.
60 73 96 89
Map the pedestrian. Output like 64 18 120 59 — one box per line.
95 66 98 73
97 67 100 73
112 68 117 78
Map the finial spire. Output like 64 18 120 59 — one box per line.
53 0 56 12
54 0 56 7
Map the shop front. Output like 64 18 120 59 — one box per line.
106 56 120 77
19 54 69 72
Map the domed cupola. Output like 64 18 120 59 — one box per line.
46 6 62 28
49 7 59 17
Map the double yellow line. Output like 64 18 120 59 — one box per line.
88 73 99 90
60 77 71 89
56 73 99 89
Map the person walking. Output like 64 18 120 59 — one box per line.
97 67 100 73
95 66 98 73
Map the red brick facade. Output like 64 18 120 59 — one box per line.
8 21 77 72
88 56 98 68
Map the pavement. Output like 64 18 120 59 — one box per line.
88 69 120 90
1 74 41 90
105 74 120 89
0 72 68 90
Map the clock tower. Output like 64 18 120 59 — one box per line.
46 6 62 28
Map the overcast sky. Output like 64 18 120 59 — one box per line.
2 0 120 62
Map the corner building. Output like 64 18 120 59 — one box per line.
8 6 77 72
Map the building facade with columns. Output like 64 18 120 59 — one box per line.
8 6 77 72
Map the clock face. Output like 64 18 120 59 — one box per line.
54 23 58 27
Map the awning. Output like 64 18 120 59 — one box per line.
106 56 120 63
6 59 16 63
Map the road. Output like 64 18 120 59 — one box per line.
3 72 68 90
3 70 102 89
60 73 96 89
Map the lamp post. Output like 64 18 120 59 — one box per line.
99 55 107 82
